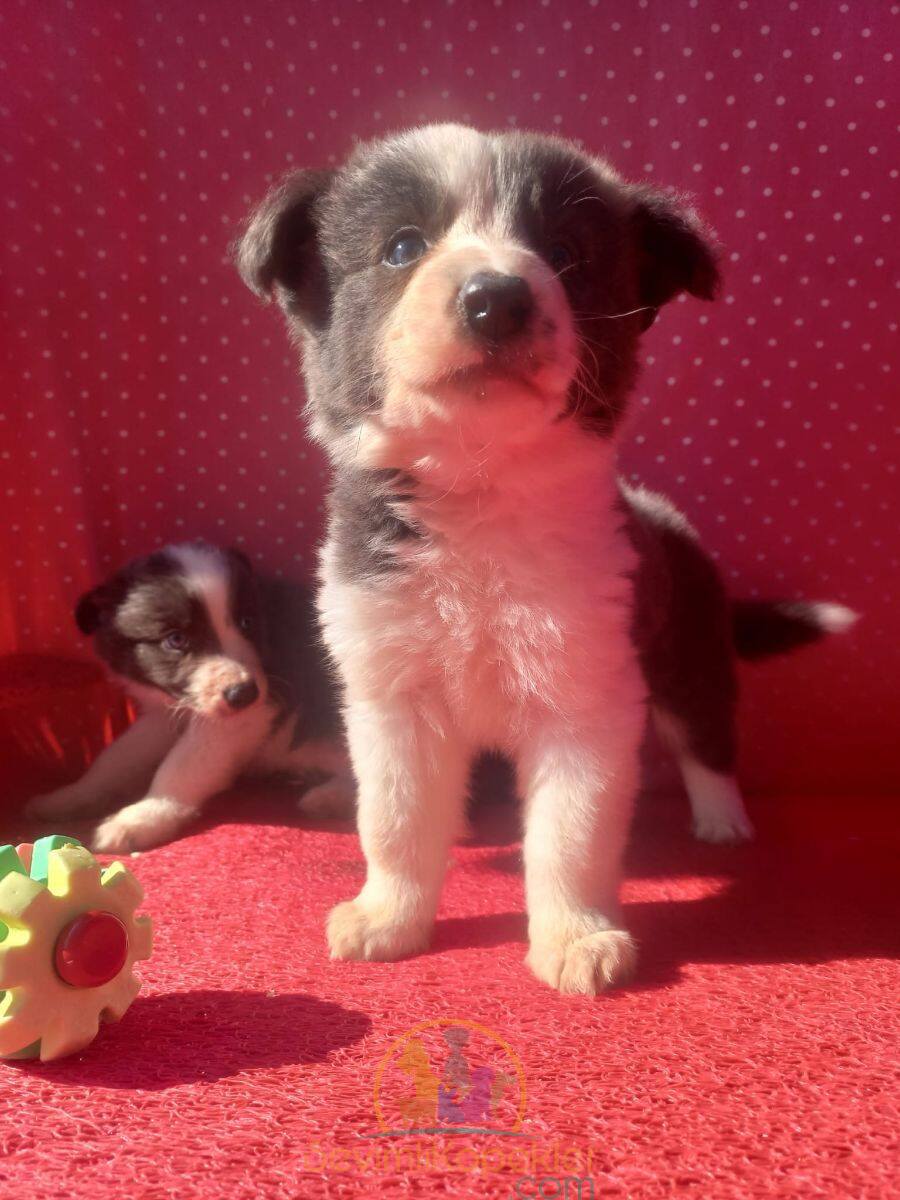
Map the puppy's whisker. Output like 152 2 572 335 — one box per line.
421 469 463 507
569 336 613 418
552 261 587 281
557 160 589 193
569 191 608 210
573 306 656 321
562 181 600 209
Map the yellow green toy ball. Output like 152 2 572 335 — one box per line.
0 836 152 1062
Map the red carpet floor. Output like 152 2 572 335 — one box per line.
3 789 897 1199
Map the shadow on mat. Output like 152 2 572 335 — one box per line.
621 833 900 990
468 796 900 989
14 761 897 997
185 779 899 989
10 990 371 1089
431 910 527 953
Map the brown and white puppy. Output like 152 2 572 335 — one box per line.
28 542 351 850
237 125 854 994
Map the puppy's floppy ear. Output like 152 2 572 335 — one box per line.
235 169 336 326
629 186 720 327
225 545 255 581
74 581 124 636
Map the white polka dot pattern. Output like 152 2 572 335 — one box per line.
0 1 895 793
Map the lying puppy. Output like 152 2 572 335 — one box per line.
28 542 351 851
236 124 855 993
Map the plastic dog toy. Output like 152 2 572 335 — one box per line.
0 835 152 1062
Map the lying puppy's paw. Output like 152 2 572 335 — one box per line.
26 785 97 820
327 898 431 962
297 776 356 819
692 810 755 844
93 797 191 854
689 775 755 844
527 922 637 995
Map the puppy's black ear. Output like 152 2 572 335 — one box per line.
235 169 336 326
629 187 720 326
74 582 122 636
225 546 254 577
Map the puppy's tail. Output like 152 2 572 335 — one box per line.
731 599 858 661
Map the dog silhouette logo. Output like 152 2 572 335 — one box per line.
373 1018 527 1136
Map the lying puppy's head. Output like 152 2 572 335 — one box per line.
237 124 719 463
75 542 267 717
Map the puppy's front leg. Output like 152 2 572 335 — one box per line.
519 707 643 996
327 695 467 962
93 708 271 853
27 711 180 819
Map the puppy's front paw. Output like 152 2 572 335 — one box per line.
327 898 431 962
93 797 191 854
26 786 96 820
527 921 637 996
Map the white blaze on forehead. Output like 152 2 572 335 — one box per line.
166 543 234 647
397 123 511 238
163 543 266 714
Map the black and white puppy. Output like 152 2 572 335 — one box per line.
237 124 854 994
28 542 351 851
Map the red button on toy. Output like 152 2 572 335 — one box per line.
54 910 129 988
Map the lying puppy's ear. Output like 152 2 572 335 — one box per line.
225 546 258 592
225 545 254 575
235 169 336 327
75 581 124 636
629 186 720 329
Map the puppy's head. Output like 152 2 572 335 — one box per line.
76 543 268 718
237 124 718 462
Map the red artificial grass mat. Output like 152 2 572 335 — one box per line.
3 791 898 1200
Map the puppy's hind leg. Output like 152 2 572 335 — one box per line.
275 736 356 819
653 707 754 844
633 503 753 844
27 711 179 820
297 772 356 819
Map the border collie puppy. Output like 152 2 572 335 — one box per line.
28 542 351 851
236 125 855 994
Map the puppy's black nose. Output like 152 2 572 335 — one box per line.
223 680 260 710
460 272 534 343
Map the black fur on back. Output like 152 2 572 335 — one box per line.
625 485 854 773
625 483 738 774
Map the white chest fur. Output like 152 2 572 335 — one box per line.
318 418 644 751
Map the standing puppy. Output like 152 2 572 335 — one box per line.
237 125 853 993
28 543 350 850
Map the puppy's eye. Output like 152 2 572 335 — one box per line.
238 615 254 633
384 228 428 268
548 242 575 274
162 631 189 652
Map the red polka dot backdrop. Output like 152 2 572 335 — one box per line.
1 1 896 796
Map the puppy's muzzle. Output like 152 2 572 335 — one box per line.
459 271 534 344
